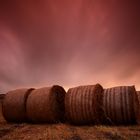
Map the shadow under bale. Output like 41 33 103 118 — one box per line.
103 86 139 125
2 88 34 123
65 84 111 125
26 85 66 123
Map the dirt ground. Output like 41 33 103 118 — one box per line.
0 101 140 140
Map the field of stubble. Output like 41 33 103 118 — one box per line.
0 100 140 140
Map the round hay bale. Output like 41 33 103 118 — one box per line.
103 86 139 125
2 88 34 122
26 85 66 123
65 84 110 125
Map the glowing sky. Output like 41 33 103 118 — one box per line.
0 0 140 92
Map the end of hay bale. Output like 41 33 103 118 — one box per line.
51 85 66 122
129 86 139 124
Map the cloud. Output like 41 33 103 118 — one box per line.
0 0 140 92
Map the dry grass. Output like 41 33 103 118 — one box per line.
0 101 140 140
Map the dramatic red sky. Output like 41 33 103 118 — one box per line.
0 0 140 92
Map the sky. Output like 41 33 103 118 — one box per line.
0 0 140 93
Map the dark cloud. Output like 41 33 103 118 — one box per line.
0 0 140 92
